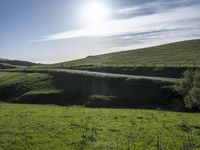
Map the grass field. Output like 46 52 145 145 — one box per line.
0 102 200 150
46 39 200 68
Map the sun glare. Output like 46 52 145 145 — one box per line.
81 1 110 25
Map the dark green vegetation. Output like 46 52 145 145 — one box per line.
175 70 200 110
0 103 200 150
0 71 175 109
48 39 200 68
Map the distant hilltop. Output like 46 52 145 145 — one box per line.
48 39 200 68
0 58 42 68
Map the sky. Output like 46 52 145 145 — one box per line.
0 0 200 63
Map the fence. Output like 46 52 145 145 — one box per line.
53 63 200 69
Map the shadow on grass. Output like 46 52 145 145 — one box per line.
0 71 178 109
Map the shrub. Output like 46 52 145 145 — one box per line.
174 70 200 110
184 88 200 109
171 99 185 112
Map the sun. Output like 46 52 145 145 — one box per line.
81 1 110 25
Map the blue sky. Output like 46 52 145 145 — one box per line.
0 0 200 63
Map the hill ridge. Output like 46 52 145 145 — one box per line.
49 39 200 68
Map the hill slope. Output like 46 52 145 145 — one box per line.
50 39 200 68
0 58 40 67
0 71 174 108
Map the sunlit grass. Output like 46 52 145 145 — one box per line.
0 103 199 150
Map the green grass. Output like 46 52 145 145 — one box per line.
0 72 62 103
0 72 175 108
46 39 200 68
0 72 58 95
0 102 199 150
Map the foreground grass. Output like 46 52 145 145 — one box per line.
0 103 199 150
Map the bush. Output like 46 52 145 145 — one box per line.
174 70 200 110
184 88 200 109
171 99 185 112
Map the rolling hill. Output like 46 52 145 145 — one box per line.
49 39 200 68
0 59 38 66
0 71 174 108
0 58 42 69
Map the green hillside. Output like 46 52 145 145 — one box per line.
0 58 41 67
0 63 26 69
0 71 175 108
50 39 200 68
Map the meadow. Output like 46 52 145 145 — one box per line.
0 102 200 150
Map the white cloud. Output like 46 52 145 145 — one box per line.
116 0 195 15
116 6 140 15
33 4 200 42
106 28 200 52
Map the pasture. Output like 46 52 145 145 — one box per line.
0 103 200 150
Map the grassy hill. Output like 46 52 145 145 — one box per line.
0 58 41 68
0 71 175 108
0 103 199 150
49 39 200 68
0 63 24 69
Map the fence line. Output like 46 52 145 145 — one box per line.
55 63 200 69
